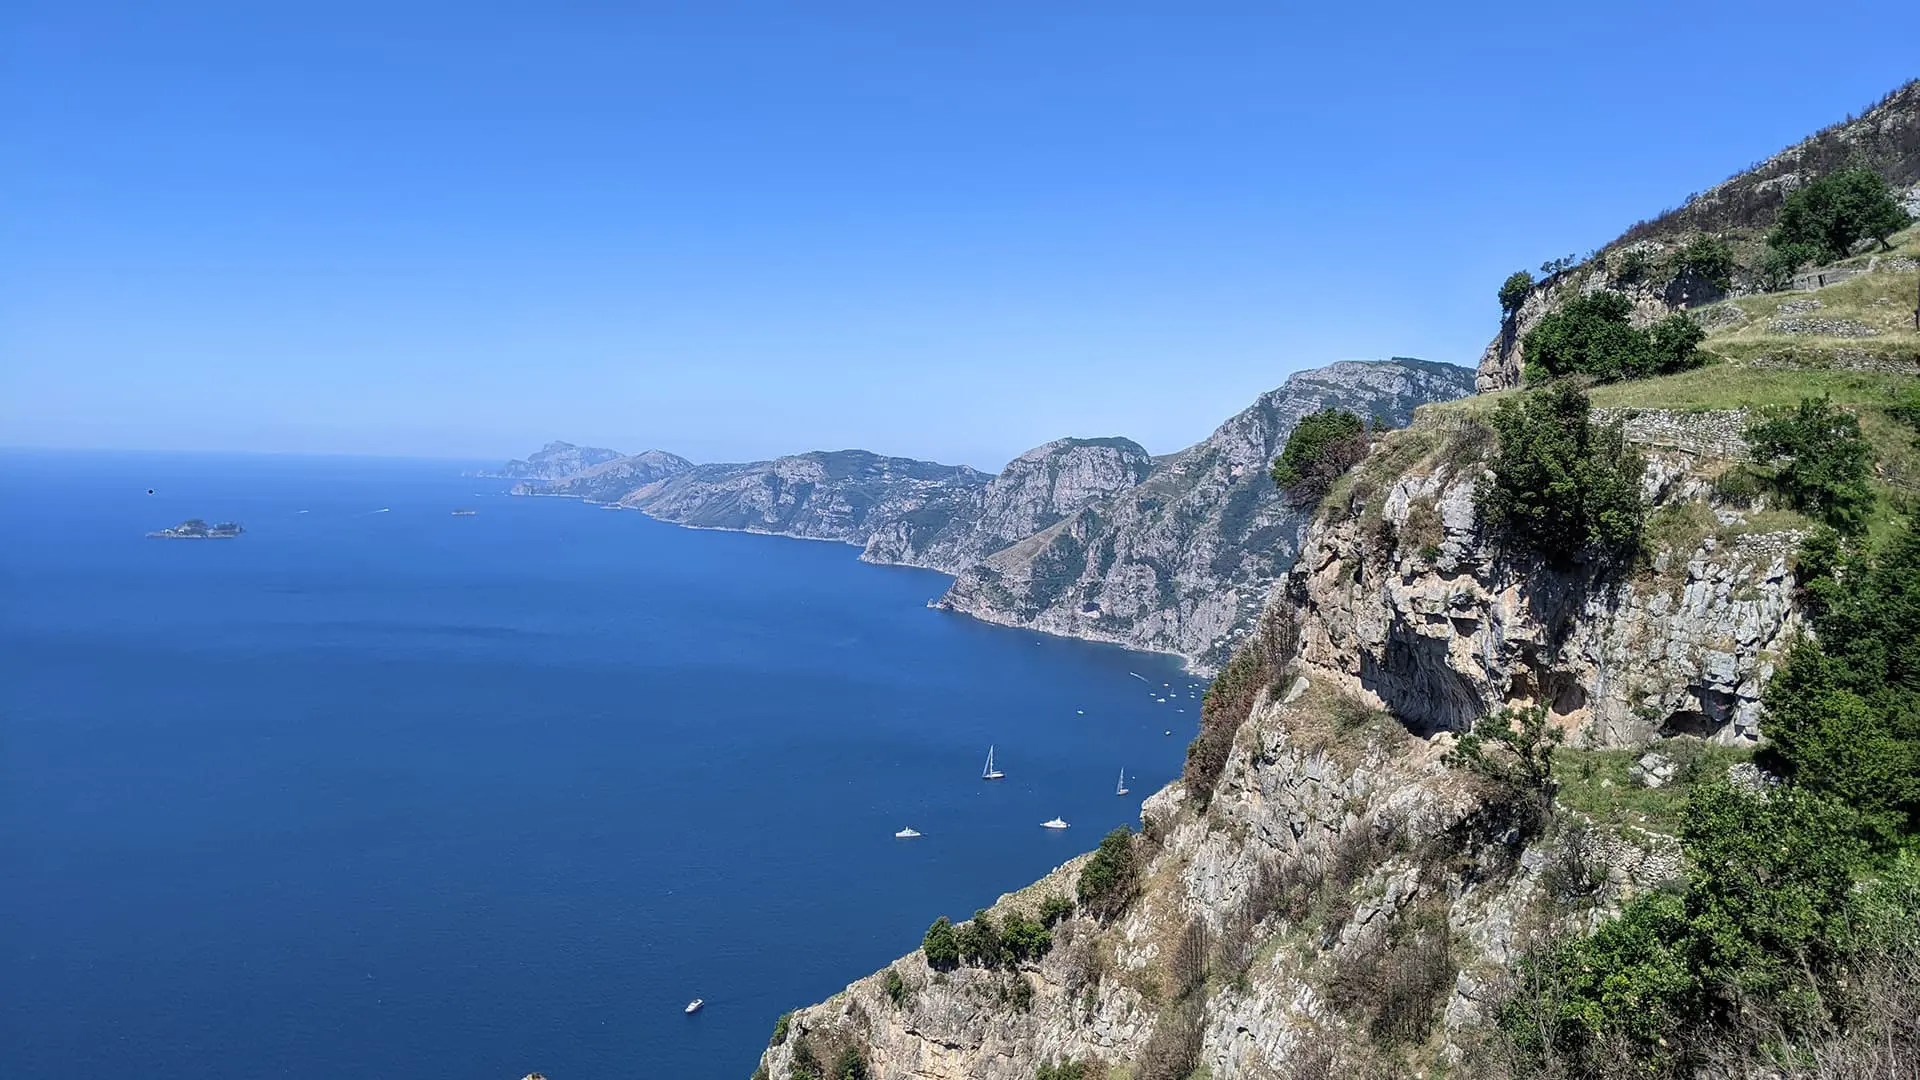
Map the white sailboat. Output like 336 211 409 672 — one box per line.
981 745 1005 780
1115 768 1129 797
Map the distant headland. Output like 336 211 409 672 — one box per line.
146 519 243 539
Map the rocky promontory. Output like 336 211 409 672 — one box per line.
938 359 1477 671
620 450 992 543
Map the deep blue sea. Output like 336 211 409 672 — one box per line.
0 451 1203 1080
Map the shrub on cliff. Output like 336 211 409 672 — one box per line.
831 1047 870 1080
1498 782 1889 1075
1444 703 1563 839
1744 396 1877 535
1476 381 1645 565
1184 615 1293 808
790 1040 824 1080
1499 270 1535 316
1522 291 1706 383
921 916 959 971
1037 893 1075 927
1035 1059 1089 1080
1270 407 1369 506
957 909 1005 967
1077 827 1141 922
1769 166 1912 262
1764 521 1920 839
1000 912 1053 963
882 966 910 1007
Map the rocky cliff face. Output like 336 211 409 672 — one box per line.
938 360 1477 671
751 402 1802 1080
860 437 1156 572
756 671 1681 1080
621 450 990 543
508 449 693 499
494 440 626 480
1285 406 1802 748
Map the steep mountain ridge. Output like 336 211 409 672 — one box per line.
861 437 1158 572
1478 81 1920 393
938 360 1476 670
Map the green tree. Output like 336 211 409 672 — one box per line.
770 1011 793 1046
1681 783 1873 1017
1770 166 1912 262
1756 240 1819 291
922 916 960 971
1444 704 1563 837
1077 827 1141 922
1765 522 1920 839
1037 893 1075 927
1523 291 1706 382
1744 396 1877 535
1499 270 1535 316
1612 247 1653 285
957 909 1005 967
1270 408 1368 505
1000 913 1053 963
1476 381 1646 564
1673 235 1735 288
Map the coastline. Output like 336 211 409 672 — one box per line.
511 487 1216 672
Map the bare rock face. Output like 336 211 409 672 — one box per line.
860 437 1156 572
494 440 626 481
508 449 693 500
1284 410 1801 747
622 450 990 543
938 360 1476 671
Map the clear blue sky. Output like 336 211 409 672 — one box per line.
3 2 1912 469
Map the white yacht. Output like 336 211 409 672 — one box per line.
685 999 703 1014
894 827 921 838
1041 817 1069 829
981 745 1005 780
1115 768 1129 797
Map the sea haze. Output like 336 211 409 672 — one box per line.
0 451 1204 1079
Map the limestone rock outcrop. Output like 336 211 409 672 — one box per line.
860 437 1156 572
938 360 1476 671
1284 409 1800 747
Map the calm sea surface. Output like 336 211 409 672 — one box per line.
0 451 1203 1079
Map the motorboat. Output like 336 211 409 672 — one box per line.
1041 817 1069 829
685 999 704 1014
894 827 921 838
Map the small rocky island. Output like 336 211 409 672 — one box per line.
146 518 244 539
